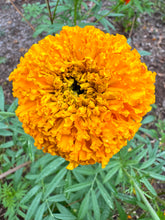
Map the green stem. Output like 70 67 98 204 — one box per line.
74 0 78 25
45 0 53 24
124 169 160 220
52 0 60 21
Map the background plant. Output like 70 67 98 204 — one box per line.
109 0 154 32
22 0 124 37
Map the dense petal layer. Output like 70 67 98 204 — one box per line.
9 26 156 169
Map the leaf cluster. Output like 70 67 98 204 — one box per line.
22 0 124 38
0 84 165 220
109 0 154 32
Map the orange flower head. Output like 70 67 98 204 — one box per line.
9 26 156 169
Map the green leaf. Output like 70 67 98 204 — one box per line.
25 192 42 220
138 50 151 56
0 112 15 117
0 130 13 136
103 165 120 183
56 5 70 13
134 0 143 13
0 86 4 111
20 185 41 204
148 172 165 181
108 13 124 17
0 141 14 148
34 202 46 220
43 167 67 199
115 200 127 220
117 193 137 205
91 190 100 220
141 178 157 196
75 166 95 175
134 134 148 143
36 157 65 182
139 127 157 138
48 194 66 202
55 203 76 220
140 157 156 170
0 122 8 129
7 98 18 113
65 181 92 193
96 179 113 209
142 115 155 124
0 57 7 64
78 192 90 219
53 214 76 220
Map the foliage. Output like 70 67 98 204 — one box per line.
0 84 165 219
22 0 124 37
151 0 165 21
109 0 154 32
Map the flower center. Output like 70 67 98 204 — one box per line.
70 78 84 95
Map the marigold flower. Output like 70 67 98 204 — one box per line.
9 26 156 170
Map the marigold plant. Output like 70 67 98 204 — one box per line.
9 26 156 169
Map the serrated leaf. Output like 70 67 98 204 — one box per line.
96 179 113 209
138 50 151 56
142 115 155 124
0 130 13 136
117 193 137 204
108 13 124 17
34 202 46 220
0 86 4 111
78 192 90 219
148 172 165 181
134 0 143 13
56 5 70 13
134 134 148 143
53 214 76 220
139 127 156 138
0 57 7 64
20 185 41 204
141 178 157 196
103 165 120 183
65 180 92 193
25 192 42 220
43 167 67 199
0 141 14 148
36 157 65 182
7 98 18 113
48 194 66 202
32 154 54 169
140 157 156 170
75 166 95 175
91 190 100 220
115 200 127 220
55 203 76 219
0 122 8 129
